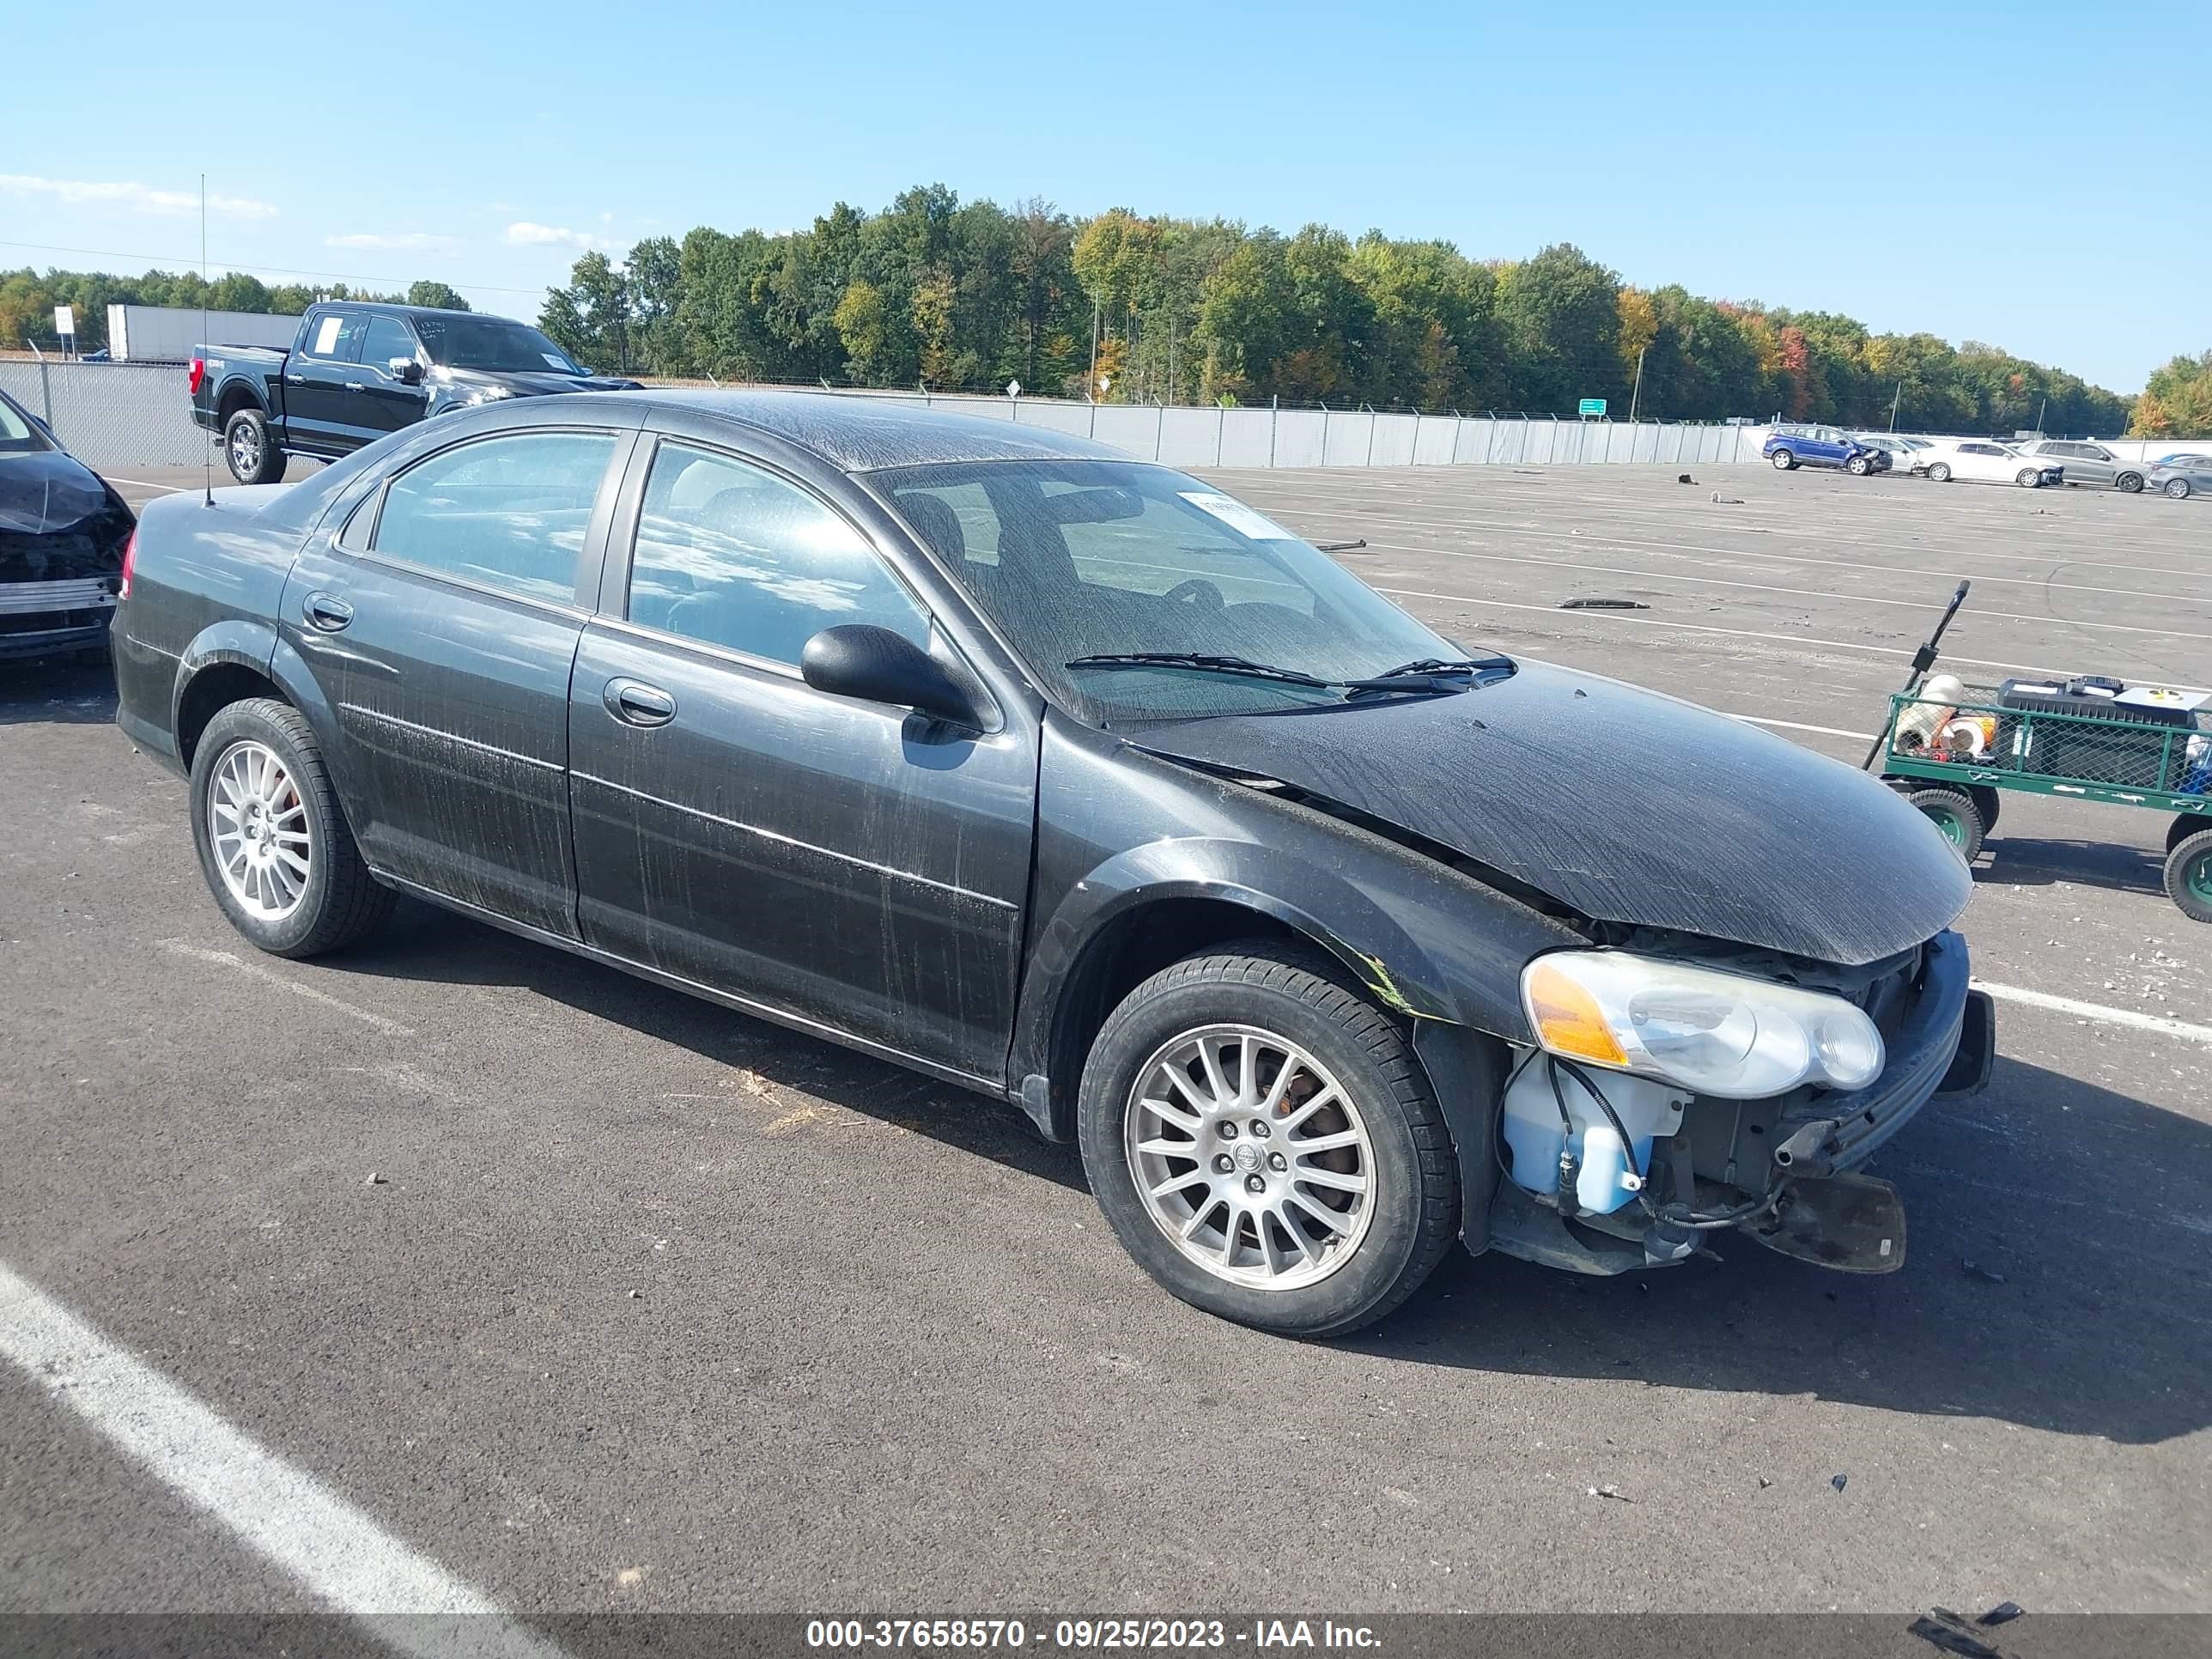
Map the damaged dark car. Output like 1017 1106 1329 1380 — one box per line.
110 392 1992 1334
0 387 135 660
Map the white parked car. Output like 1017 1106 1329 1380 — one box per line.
1920 441 2065 488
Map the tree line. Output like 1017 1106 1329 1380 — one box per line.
0 270 471 353
4 185 2163 435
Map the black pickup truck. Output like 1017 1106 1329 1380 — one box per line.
189 302 641 484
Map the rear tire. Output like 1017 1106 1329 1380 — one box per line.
2165 477 2193 500
1770 449 1796 470
1077 939 1460 1337
222 408 289 485
1929 463 1952 483
1906 787 1985 864
189 697 393 957
2117 472 2144 494
1968 786 2002 834
2166 830 2212 924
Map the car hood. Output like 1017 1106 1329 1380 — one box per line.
0 448 135 582
1133 658 1972 966
437 368 644 397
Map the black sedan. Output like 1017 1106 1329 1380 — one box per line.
110 392 1990 1334
0 388 135 660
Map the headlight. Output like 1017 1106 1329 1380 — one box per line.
1521 951 1884 1099
459 385 514 405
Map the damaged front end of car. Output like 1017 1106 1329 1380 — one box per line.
1483 927 1994 1277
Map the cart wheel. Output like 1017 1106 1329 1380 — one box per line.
1968 787 2002 835
2167 830 2212 924
1906 787 1985 863
2171 815 2209 854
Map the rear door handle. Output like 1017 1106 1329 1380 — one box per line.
604 678 676 728
303 592 354 632
343 381 366 392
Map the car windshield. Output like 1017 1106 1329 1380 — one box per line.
0 392 56 454
412 314 585 375
872 459 1480 722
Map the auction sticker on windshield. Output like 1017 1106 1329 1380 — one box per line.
1178 491 1292 542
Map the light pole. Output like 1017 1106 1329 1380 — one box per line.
1088 300 1100 403
1627 346 1647 423
1889 380 1903 432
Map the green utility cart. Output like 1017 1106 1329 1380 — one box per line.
1867 583 2212 923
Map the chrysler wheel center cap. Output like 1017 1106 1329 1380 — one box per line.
1232 1143 1264 1176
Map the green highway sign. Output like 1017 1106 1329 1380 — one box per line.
1577 398 1607 418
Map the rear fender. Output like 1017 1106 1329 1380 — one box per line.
171 619 283 753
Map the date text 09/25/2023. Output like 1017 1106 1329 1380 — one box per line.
805 1619 1382 1650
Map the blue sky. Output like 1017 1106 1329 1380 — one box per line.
6 1 2204 391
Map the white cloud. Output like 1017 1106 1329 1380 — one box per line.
505 221 611 251
0 173 278 219
325 232 456 252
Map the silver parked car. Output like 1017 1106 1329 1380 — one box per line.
2145 453 2212 500
2007 439 2146 493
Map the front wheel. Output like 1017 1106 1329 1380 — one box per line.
1077 942 1461 1336
222 409 289 485
2166 830 2212 924
189 697 393 957
1906 787 1986 863
2015 468 2042 488
1846 454 1872 475
2166 477 2193 499
1928 462 1952 483
1770 449 1796 470
2116 472 2144 494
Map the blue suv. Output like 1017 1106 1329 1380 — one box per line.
1763 424 1890 475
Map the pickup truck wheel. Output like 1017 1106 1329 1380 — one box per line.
189 698 393 957
2116 472 2144 494
223 409 288 485
1077 941 1458 1336
1769 449 1796 470
2166 830 2212 924
1905 787 1985 863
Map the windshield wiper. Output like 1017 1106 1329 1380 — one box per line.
1064 652 1336 690
1340 656 1515 700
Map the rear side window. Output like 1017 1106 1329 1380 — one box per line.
370 430 616 604
626 441 928 667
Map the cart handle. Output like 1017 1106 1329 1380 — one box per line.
1863 580 1972 771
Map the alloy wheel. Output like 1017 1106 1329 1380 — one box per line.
230 422 260 477
1124 1024 1376 1291
208 739 313 920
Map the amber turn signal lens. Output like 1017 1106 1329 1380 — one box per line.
1522 958 1629 1067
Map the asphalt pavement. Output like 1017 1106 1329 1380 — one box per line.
2 459 2206 1629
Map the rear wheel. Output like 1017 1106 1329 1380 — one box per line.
1770 449 1796 470
2117 472 2144 494
1969 786 2002 834
1906 787 1985 863
2015 468 2041 488
2166 477 2193 500
222 408 288 485
2166 830 2212 924
1077 941 1460 1336
189 697 393 957
1928 462 1953 483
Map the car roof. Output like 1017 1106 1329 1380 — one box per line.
629 387 1127 471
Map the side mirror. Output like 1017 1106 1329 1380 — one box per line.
800 624 981 727
389 357 424 386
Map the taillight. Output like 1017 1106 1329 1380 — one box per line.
188 356 205 396
118 527 138 600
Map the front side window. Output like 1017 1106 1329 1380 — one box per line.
362 315 418 373
627 441 929 666
369 430 616 603
875 459 1466 722
306 311 369 362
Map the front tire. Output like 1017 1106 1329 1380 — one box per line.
222 409 289 485
1846 454 1872 475
2015 468 2041 488
189 697 393 957
1077 941 1459 1336
2166 477 2193 500
2167 830 2212 924
2117 472 2144 494
1928 462 1953 483
1770 449 1796 470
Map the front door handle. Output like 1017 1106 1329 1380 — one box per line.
343 381 367 392
283 374 306 386
604 678 676 728
302 592 354 632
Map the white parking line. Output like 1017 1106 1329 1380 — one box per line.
0 1263 567 1657
158 939 416 1038
102 477 188 493
1972 981 2212 1046
1729 714 1875 741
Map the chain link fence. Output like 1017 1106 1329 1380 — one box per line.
0 355 1775 473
